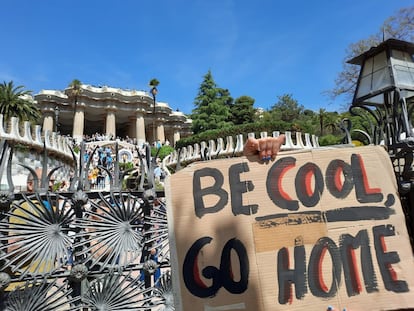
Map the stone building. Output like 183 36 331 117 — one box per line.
35 84 192 145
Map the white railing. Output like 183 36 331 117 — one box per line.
163 130 321 168
0 113 339 173
0 114 73 160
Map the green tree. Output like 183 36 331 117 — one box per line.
191 70 232 134
328 6 414 102
65 79 82 118
324 111 340 134
230 95 256 125
0 81 40 123
270 94 304 123
149 78 160 89
318 108 327 136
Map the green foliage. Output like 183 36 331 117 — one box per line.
149 78 160 97
73 145 80 154
0 81 40 123
151 145 175 160
269 94 304 123
149 78 160 87
66 79 82 99
318 134 342 146
52 181 62 192
229 96 256 125
182 68 389 150
191 70 233 134
119 162 134 171
182 11 413 150
155 179 165 191
177 106 382 150
12 143 29 152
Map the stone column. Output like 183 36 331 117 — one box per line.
173 129 181 146
105 107 117 139
135 111 146 146
156 122 165 144
128 116 136 140
42 112 54 133
72 106 85 143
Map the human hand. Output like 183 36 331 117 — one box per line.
243 135 285 161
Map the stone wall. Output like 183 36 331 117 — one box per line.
0 114 74 191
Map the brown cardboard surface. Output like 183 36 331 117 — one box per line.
166 146 414 311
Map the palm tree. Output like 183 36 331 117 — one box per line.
0 81 40 123
149 78 159 89
149 78 160 144
318 108 326 136
65 79 82 137
324 113 339 134
66 79 82 117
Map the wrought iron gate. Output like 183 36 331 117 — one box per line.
0 140 173 310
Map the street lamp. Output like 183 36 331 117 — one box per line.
151 86 158 146
54 106 60 133
348 38 414 243
348 38 414 146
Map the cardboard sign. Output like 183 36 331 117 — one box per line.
166 146 414 311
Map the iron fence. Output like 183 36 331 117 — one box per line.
0 139 173 310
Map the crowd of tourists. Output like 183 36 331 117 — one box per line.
74 133 168 191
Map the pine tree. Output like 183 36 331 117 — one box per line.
270 94 304 122
191 70 232 134
230 96 256 125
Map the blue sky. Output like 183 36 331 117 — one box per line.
0 0 412 114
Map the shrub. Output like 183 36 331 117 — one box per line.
318 134 342 146
151 145 175 160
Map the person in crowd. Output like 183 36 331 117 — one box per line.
92 150 100 167
153 159 165 184
106 151 113 169
26 169 56 193
83 150 90 164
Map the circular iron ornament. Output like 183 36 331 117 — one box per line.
81 272 147 310
0 272 11 290
5 279 80 310
73 192 145 271
151 271 175 311
144 197 171 264
0 193 75 277
0 191 14 213
69 264 89 282
143 259 158 276
72 190 89 208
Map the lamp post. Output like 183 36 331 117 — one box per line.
348 38 414 146
54 106 60 133
150 86 158 146
348 38 414 247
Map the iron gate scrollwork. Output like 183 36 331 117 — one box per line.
0 140 173 310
